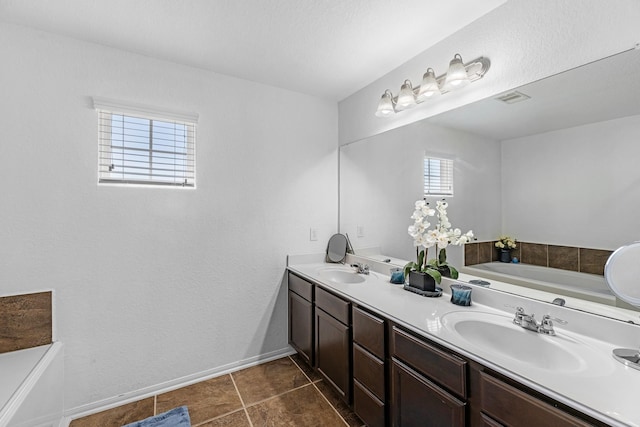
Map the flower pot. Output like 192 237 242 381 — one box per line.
499 249 511 263
408 271 436 292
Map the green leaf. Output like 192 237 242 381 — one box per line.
417 250 425 270
424 267 442 284
404 262 417 278
438 248 447 264
447 265 459 279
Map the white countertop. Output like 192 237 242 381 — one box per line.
287 253 640 427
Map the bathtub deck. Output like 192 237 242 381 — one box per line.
0 344 50 413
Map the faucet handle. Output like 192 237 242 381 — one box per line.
539 314 568 336
542 314 567 325
512 306 525 325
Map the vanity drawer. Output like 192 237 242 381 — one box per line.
315 287 350 324
353 306 385 359
353 343 385 400
288 273 313 301
480 372 592 427
354 379 385 427
391 326 467 398
480 413 505 427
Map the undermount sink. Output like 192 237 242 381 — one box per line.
317 268 367 284
441 311 605 373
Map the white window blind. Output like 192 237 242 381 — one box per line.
94 98 197 187
424 156 454 197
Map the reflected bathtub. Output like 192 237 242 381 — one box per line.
0 342 64 427
465 262 614 305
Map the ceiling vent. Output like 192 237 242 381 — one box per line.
495 91 531 104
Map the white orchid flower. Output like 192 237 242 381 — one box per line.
456 231 474 244
422 206 435 217
437 238 449 248
423 238 437 248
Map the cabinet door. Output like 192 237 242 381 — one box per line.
391 359 465 427
316 308 351 403
354 379 385 427
288 290 313 366
480 372 593 427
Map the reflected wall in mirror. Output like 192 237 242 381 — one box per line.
340 47 640 321
340 117 502 268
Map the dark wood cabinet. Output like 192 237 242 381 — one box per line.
287 268 607 427
288 290 313 365
353 306 385 358
354 378 386 427
288 273 314 366
479 372 593 427
315 287 352 403
391 358 466 427
353 306 387 427
391 326 467 399
390 324 467 427
480 413 505 427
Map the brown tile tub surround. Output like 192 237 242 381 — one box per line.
464 241 613 276
0 291 52 354
580 248 613 275
70 355 363 427
479 241 500 263
548 246 579 271
520 242 548 266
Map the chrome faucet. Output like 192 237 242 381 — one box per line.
539 314 567 336
513 307 567 335
513 307 540 332
350 263 370 275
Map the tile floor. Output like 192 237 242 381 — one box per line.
70 354 364 427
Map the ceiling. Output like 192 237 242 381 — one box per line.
427 47 640 140
0 0 506 101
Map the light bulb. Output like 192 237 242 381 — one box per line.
417 68 440 101
375 90 395 117
444 54 470 90
396 79 417 111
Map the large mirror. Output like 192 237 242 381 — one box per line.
340 47 640 322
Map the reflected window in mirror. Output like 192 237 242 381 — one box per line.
424 156 453 197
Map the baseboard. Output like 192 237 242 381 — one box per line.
60 346 296 426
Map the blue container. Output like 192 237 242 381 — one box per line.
390 268 405 284
450 284 472 306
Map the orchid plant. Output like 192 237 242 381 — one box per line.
404 199 474 283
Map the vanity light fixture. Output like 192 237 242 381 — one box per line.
375 90 396 117
395 79 418 111
375 54 490 117
416 68 440 101
443 53 471 90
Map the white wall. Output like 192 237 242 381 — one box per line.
339 0 640 145
0 23 338 410
502 114 640 250
341 120 501 266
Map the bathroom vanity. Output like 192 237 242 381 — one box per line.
287 254 640 427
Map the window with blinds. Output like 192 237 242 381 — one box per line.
424 156 453 197
95 98 197 187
